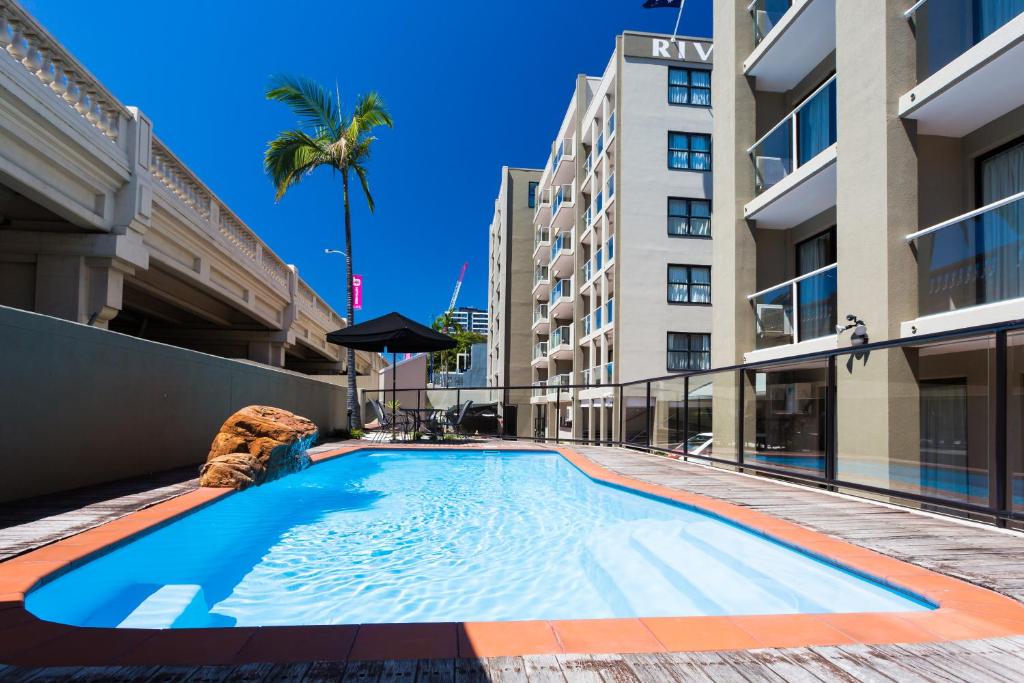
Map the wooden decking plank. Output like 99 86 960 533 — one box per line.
520 654 565 682
222 662 278 682
341 659 384 682
452 657 489 683
806 646 899 683
481 656 527 682
551 655 604 683
413 658 454 683
377 658 418 682
668 652 753 683
584 654 639 683
261 663 311 683
618 653 683 683
829 644 932 683
730 649 823 683
182 666 236 682
300 661 348 682
889 642 1018 683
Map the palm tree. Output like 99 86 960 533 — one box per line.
264 75 393 426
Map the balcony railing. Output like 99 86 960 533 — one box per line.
551 277 572 303
534 265 549 286
550 231 572 261
581 368 592 385
749 74 836 195
533 303 548 324
585 152 593 177
595 246 604 272
595 191 604 216
906 0 1024 81
552 183 574 216
748 264 837 350
605 297 614 325
534 227 549 251
585 205 593 227
531 380 547 398
908 190 1024 318
533 341 548 361
606 235 615 262
553 137 574 170
606 172 615 200
596 131 605 158
546 373 571 396
595 306 603 330
532 187 551 220
582 259 593 284
551 325 572 348
582 312 592 337
749 0 793 45
607 110 616 137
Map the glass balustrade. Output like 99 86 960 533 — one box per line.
911 192 1024 317
750 265 837 350
749 75 836 195
750 0 793 45
908 0 1024 81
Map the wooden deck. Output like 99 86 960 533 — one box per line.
4 441 1024 681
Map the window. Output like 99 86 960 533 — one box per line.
667 333 711 371
668 67 711 106
668 265 711 304
796 227 836 276
668 132 711 170
528 181 538 209
668 198 711 237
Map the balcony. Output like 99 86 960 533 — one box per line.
605 297 614 327
549 325 573 359
594 191 604 220
581 258 593 287
596 131 605 159
745 75 837 229
531 265 549 297
530 380 547 401
546 373 572 399
582 312 592 338
550 277 574 317
532 303 549 333
550 229 574 274
903 191 1024 335
607 110 616 139
605 173 615 206
900 1 1024 136
606 235 615 265
551 183 576 229
744 0 836 93
532 187 551 223
531 341 549 367
533 227 550 259
748 264 837 351
552 137 576 184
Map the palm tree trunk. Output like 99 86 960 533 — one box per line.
342 171 359 429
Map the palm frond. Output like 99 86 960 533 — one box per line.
266 74 340 135
352 91 393 132
263 129 329 200
352 163 375 213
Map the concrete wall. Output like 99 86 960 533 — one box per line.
0 305 349 503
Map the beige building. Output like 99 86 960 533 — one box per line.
711 0 1024 514
524 31 714 442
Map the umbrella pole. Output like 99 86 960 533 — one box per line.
392 351 398 443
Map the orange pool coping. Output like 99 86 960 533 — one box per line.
3 443 1024 666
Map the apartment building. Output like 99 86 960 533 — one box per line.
450 306 489 336
712 1 1024 511
487 167 543 401
527 32 714 442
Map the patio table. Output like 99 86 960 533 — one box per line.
400 408 445 438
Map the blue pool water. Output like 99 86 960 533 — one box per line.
26 450 931 627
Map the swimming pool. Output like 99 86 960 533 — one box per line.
26 449 930 628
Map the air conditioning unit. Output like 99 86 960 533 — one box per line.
755 156 788 189
756 304 792 337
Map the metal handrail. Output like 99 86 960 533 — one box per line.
746 263 837 300
905 189 1024 242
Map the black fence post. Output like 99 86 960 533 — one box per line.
618 384 624 447
826 355 837 486
737 370 745 469
994 330 1008 526
683 375 690 458
645 381 652 451
555 384 561 445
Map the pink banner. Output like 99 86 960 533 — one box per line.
352 275 363 311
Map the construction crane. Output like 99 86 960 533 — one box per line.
446 262 469 320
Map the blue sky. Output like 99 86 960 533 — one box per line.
26 0 711 327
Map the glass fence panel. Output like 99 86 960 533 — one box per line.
751 0 792 44
914 194 1024 317
650 376 687 453
752 283 794 349
743 360 828 478
751 119 792 195
686 374 716 458
797 267 838 341
912 0 1024 81
622 383 651 446
836 336 994 508
1010 331 1024 513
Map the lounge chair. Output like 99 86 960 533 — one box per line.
369 399 412 442
443 401 473 439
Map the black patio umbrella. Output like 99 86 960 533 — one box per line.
327 312 457 438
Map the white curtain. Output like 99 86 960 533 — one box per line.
980 140 1024 304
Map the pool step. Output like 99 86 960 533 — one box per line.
118 584 209 629
585 522 707 617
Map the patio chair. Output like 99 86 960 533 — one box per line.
369 399 412 442
443 400 473 439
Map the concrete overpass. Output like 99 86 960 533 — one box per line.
0 0 377 376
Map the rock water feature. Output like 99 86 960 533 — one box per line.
199 406 318 490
